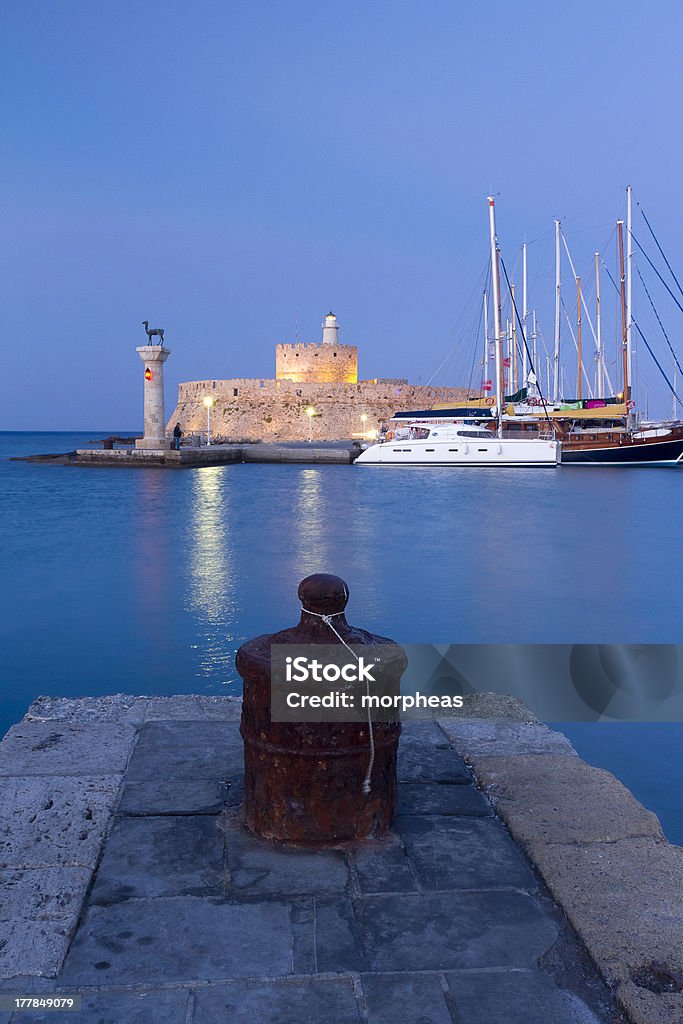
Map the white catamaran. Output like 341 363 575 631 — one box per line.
355 197 561 467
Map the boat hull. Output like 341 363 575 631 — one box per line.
355 437 560 466
562 435 683 465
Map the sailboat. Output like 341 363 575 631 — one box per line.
505 188 683 465
362 189 683 467
355 198 561 468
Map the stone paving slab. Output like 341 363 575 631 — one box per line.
313 898 366 974
473 754 664 845
26 694 244 724
528 838 683 990
438 719 577 758
0 868 93 979
0 722 135 777
222 813 350 897
1 777 122 869
611 981 683 1024
1 918 74 980
26 695 148 726
396 781 492 817
358 890 558 972
352 833 418 893
445 968 604 1024
399 721 448 743
118 778 228 816
191 696 244 720
394 815 537 892
88 816 224 904
397 734 472 784
361 972 452 1024
0 867 93 925
124 721 242 782
143 695 241 722
192 977 361 1023
6 989 190 1024
289 899 317 973
60 897 293 985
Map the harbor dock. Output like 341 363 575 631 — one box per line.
15 444 361 468
1 695 681 1023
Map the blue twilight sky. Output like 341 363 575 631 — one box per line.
1 1 682 429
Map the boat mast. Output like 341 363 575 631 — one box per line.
576 276 582 400
626 185 634 408
522 242 528 386
595 252 603 398
674 364 678 420
511 286 518 392
553 219 561 402
483 291 489 396
488 196 504 436
617 220 630 406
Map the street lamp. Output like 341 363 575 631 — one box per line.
360 413 368 436
305 406 315 443
203 396 215 445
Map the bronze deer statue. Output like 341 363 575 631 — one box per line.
142 321 164 344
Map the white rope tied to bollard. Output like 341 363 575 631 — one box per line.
300 605 375 796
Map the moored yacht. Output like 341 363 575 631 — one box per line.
355 419 560 466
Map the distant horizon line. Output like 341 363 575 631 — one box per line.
0 428 141 434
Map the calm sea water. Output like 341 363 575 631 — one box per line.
1 431 681 842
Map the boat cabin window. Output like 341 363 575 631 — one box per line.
456 428 494 439
409 426 430 439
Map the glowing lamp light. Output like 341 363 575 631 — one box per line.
305 406 315 442
144 367 153 381
203 396 215 409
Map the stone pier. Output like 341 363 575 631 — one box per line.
0 696 681 1024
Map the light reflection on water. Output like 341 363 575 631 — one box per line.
188 467 236 682
294 469 330 573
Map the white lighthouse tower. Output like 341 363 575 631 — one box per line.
322 311 339 345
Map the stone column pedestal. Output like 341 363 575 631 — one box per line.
136 346 171 449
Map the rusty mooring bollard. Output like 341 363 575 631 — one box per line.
236 574 407 843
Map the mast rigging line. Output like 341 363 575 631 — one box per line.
464 285 487 400
600 260 682 408
499 254 555 425
636 267 683 380
629 231 683 316
638 203 683 301
419 260 491 395
560 298 594 398
560 231 604 371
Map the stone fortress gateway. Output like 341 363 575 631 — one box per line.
167 312 470 443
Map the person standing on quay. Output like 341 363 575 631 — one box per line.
173 423 182 450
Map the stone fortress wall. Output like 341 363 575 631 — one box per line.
275 343 358 384
167 311 471 442
169 377 470 442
